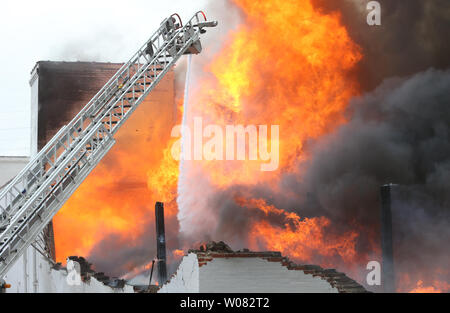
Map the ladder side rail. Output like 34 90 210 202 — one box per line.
81 11 208 129
86 34 181 132
0 125 68 217
0 11 216 277
0 124 115 276
95 13 206 135
0 24 199 259
108 34 201 136
83 17 176 120
70 16 171 122
0 122 113 249
0 17 175 220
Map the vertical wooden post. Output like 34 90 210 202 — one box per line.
155 202 167 285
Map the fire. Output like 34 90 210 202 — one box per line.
407 279 450 293
147 140 180 214
46 0 448 292
237 198 359 267
53 0 364 282
180 0 363 271
173 249 185 259
188 0 361 188
398 273 450 293
53 71 179 264
409 281 442 293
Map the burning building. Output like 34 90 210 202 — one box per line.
159 241 367 293
1 0 449 293
1 60 176 292
29 61 178 265
169 0 450 293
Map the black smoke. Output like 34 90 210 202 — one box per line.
183 69 450 290
312 0 450 91
293 68 450 285
86 202 181 280
84 1 450 289
198 1 450 290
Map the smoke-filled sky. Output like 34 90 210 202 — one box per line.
0 0 208 156
0 0 449 291
312 0 450 90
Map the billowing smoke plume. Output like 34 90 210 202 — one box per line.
87 214 181 279
82 2 242 280
176 0 450 290
77 0 449 289
312 0 450 90
291 68 450 288
178 68 450 289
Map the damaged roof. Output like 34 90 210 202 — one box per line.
185 241 368 293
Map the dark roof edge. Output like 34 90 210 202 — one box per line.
186 241 368 293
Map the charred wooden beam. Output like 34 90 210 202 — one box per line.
155 202 167 285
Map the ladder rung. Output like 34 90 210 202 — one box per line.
113 105 132 109
0 12 215 278
136 82 152 86
126 89 144 94
139 74 158 79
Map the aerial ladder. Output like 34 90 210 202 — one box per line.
0 12 217 277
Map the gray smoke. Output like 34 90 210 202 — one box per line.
188 68 450 289
293 68 450 216
312 0 450 91
82 1 450 288
174 1 450 290
86 204 181 279
79 2 241 281
293 68 450 283
391 184 450 290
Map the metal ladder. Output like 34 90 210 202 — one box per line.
0 12 217 277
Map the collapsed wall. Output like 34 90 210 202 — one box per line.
159 242 367 293
3 256 133 293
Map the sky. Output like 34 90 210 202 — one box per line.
0 0 209 156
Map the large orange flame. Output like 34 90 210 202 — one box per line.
408 280 450 293
398 272 450 293
55 0 363 277
187 0 361 189
180 0 363 272
237 198 359 266
53 71 180 263
52 0 447 293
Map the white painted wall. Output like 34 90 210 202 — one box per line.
199 257 338 293
3 256 134 293
29 64 39 157
159 254 339 293
1 93 128 292
0 156 29 188
0 157 37 293
159 253 199 293
1 62 136 293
